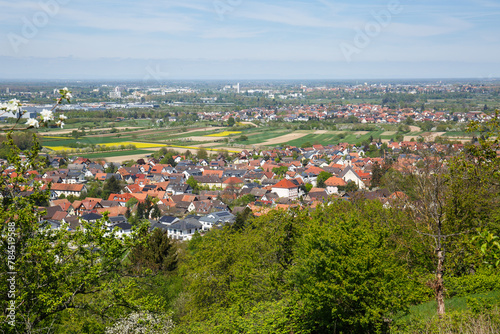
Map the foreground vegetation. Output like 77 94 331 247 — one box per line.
2 86 500 332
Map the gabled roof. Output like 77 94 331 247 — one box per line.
80 213 103 221
112 222 132 231
159 215 179 225
50 183 86 192
324 176 347 187
273 179 299 189
339 165 361 179
169 218 202 231
97 206 128 217
108 193 134 202
50 199 72 211
223 177 244 184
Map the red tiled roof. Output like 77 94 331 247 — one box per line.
273 179 298 189
97 206 128 217
223 177 244 184
324 176 347 187
51 183 85 192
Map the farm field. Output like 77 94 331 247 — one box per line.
232 128 289 145
82 149 154 159
283 130 390 147
42 136 134 145
39 121 477 161
44 141 166 151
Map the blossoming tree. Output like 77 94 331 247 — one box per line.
0 88 153 333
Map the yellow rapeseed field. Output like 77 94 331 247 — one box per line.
206 131 242 137
44 146 72 151
44 142 240 154
105 142 164 149
44 142 165 151
41 136 68 139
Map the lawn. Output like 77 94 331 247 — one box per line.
394 290 500 324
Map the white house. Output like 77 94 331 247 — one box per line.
339 166 366 190
324 176 347 194
167 218 202 241
50 183 87 197
271 179 299 199
199 211 235 230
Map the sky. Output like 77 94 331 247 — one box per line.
0 0 499 80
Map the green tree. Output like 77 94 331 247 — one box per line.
151 204 162 219
371 162 387 188
137 202 145 219
388 134 500 318
105 163 117 173
232 207 253 231
126 197 139 208
178 209 306 329
289 202 423 332
0 133 148 332
300 141 312 149
344 180 358 192
103 175 122 199
129 228 178 274
186 176 199 194
316 171 332 188
272 166 288 178
197 147 208 161
302 183 313 193
227 117 235 127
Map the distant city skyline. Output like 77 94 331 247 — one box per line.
1 0 499 80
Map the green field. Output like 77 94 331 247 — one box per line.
283 130 387 147
42 136 135 146
142 129 215 141
443 131 476 137
80 149 153 159
38 121 475 156
394 290 500 326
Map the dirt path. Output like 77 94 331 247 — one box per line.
240 121 258 127
187 136 222 142
258 132 308 146
40 126 225 137
39 127 140 136
86 126 224 138
102 144 243 163
408 125 421 132
403 132 446 142
381 131 396 136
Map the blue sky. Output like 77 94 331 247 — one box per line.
0 0 499 80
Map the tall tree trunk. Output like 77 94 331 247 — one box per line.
436 249 445 317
